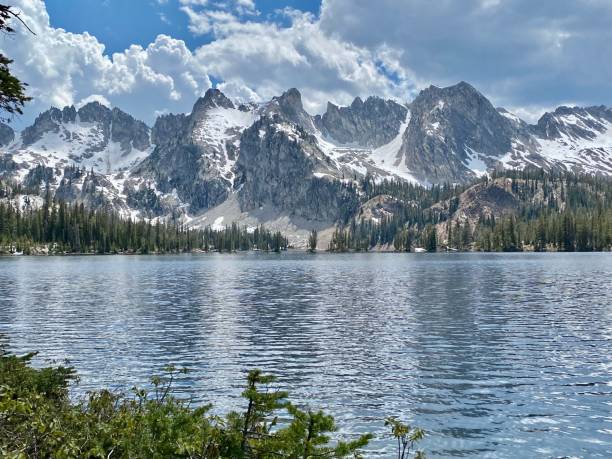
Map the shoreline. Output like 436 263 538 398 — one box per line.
1 248 609 257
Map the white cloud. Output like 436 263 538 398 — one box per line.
318 0 612 110
180 6 213 35
2 0 612 131
2 0 211 126
76 94 112 109
193 9 417 113
3 0 420 128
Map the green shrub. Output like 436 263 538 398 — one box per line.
0 349 424 458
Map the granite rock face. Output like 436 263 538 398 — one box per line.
0 123 15 147
111 107 150 152
315 96 408 148
532 106 612 141
398 82 534 183
132 89 247 214
21 107 65 145
235 115 358 222
263 88 316 132
21 102 150 156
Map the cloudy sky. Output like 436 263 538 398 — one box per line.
2 0 611 128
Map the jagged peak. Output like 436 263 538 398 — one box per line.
192 88 235 114
535 105 611 126
79 100 110 111
77 101 112 124
350 96 364 109
454 80 478 92
263 88 315 132
0 122 14 147
326 101 339 112
546 105 611 118
419 81 483 100
281 87 302 100
322 95 404 116
273 88 304 111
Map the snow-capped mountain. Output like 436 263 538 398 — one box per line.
1 82 611 239
529 105 612 175
13 102 151 176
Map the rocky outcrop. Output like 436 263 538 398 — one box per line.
0 155 19 178
357 194 405 222
0 123 14 147
398 82 537 183
22 165 55 190
21 102 150 155
315 96 407 148
531 106 612 141
263 88 316 132
191 88 235 114
235 115 358 222
431 177 519 226
21 107 65 145
133 141 230 214
111 107 150 152
132 89 245 214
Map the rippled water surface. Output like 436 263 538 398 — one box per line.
0 252 611 457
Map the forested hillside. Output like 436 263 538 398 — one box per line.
0 181 288 254
2 168 611 254
329 169 612 252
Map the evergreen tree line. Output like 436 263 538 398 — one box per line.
0 187 288 254
329 168 612 252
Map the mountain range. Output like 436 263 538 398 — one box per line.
1 81 611 245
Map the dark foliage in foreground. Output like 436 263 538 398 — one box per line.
0 4 33 122
0 349 425 458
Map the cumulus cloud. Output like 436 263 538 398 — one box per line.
192 9 417 113
5 0 608 129
2 0 211 126
2 0 420 127
76 94 112 109
318 0 612 111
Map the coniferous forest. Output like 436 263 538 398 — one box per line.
2 168 611 255
329 168 612 252
0 181 288 254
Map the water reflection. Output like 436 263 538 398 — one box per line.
0 252 610 457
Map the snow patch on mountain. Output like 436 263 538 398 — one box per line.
7 120 151 176
369 112 419 183
192 105 258 184
536 119 612 174
464 148 489 177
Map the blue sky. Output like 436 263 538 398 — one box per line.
45 0 321 56
3 0 612 127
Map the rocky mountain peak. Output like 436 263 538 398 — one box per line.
110 107 150 152
350 97 364 109
17 100 150 169
265 88 315 132
277 88 303 109
21 107 64 145
62 106 77 123
0 123 15 147
398 81 526 183
235 114 357 222
414 81 495 115
77 101 112 124
315 95 407 148
192 88 235 115
532 105 612 141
